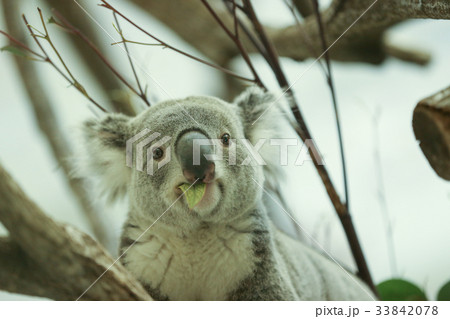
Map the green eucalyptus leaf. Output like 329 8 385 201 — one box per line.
1 45 27 58
179 183 206 209
437 281 450 301
377 279 427 301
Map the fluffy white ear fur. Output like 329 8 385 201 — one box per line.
77 114 132 202
234 86 290 188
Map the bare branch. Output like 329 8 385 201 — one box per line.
202 0 265 88
292 0 314 18
128 0 448 66
2 1 114 251
0 163 152 301
0 237 65 300
113 12 149 106
129 0 238 65
268 0 448 64
100 0 256 84
413 85 450 181
51 9 150 107
383 41 431 66
310 0 350 215
3 1 113 249
44 0 136 115
16 10 108 112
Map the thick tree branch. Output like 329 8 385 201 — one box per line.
129 0 447 66
268 0 445 64
2 0 114 251
0 237 67 299
413 85 450 180
292 0 314 18
0 163 152 301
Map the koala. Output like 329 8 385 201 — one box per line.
81 87 375 301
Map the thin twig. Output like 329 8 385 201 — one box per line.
21 10 107 112
52 9 150 107
112 12 149 105
2 1 114 251
0 30 45 59
310 0 376 292
284 0 327 75
370 106 398 277
222 1 271 66
311 0 350 213
99 0 256 84
201 0 265 88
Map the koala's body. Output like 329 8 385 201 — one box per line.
82 87 374 301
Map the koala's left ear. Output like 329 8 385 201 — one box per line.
234 86 284 143
79 113 132 201
234 86 290 186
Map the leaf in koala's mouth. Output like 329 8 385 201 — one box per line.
178 183 206 209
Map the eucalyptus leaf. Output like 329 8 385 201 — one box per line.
1 45 28 58
179 183 206 209
437 281 450 301
377 279 427 301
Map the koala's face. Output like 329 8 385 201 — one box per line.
83 87 278 231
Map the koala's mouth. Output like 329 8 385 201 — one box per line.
175 181 222 212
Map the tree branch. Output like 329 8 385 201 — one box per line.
413 85 450 180
292 0 314 18
100 0 255 84
2 0 114 251
128 0 447 66
0 163 152 301
0 237 66 300
44 0 136 115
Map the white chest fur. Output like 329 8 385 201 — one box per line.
123 225 256 300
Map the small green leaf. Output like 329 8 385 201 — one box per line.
377 279 427 301
178 183 206 209
47 16 57 24
437 281 450 301
1 45 28 58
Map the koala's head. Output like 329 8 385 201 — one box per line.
81 87 283 231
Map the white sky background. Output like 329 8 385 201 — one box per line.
0 0 449 300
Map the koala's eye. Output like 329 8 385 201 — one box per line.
153 147 164 160
221 133 231 146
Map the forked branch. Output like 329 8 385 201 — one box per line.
52 9 151 107
12 9 108 112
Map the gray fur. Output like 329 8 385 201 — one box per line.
81 87 375 301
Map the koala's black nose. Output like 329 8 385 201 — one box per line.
176 131 216 183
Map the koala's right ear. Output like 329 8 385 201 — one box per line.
80 114 132 201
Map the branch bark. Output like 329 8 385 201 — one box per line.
2 0 115 252
0 163 152 300
128 0 449 66
292 0 314 18
268 0 446 64
413 85 450 180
